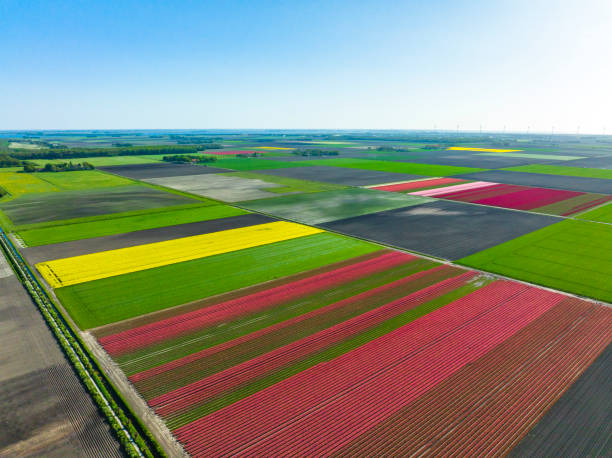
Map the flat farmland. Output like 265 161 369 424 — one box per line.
33 170 134 190
89 251 612 456
456 170 612 194
0 185 199 225
240 188 433 225
23 213 274 264
510 342 612 457
460 219 612 302
411 180 612 216
0 267 121 457
576 201 612 223
303 158 487 176
255 165 426 186
322 200 559 260
209 158 313 171
17 203 246 246
55 232 380 328
100 162 232 179
505 163 612 179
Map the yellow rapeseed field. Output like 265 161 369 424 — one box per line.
37 221 323 288
447 147 522 153
253 146 294 150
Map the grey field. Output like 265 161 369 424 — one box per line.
511 343 612 457
0 257 121 457
321 200 560 260
456 170 612 194
22 213 275 264
255 165 426 186
0 185 196 225
145 173 299 202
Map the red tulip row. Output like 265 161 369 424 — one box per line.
100 250 414 355
129 264 461 389
334 297 612 456
148 269 477 416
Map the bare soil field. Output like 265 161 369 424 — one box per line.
0 185 197 225
456 170 612 194
512 342 612 457
0 273 121 457
256 165 426 186
321 200 560 260
100 162 232 179
22 213 274 264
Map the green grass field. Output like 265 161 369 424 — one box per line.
575 201 612 223
459 219 612 302
503 164 612 179
210 158 312 171
477 152 583 160
18 204 246 246
304 158 487 176
0 171 59 199
229 171 346 194
36 170 134 190
240 188 432 225
56 232 381 329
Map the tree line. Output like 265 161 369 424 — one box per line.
9 144 222 160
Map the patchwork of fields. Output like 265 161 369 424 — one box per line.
3 142 612 457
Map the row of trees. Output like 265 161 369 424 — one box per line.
10 144 222 160
0 154 27 167
162 154 217 163
24 161 95 173
292 149 339 157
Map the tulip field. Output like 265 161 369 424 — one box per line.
3 136 612 457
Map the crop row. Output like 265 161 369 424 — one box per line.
171 280 551 455
100 250 416 356
334 297 612 455
147 269 476 417
129 264 463 397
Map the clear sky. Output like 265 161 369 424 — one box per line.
1 0 611 133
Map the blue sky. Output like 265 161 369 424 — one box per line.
1 0 611 132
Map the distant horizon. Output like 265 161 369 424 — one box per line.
2 0 611 132
2 128 611 137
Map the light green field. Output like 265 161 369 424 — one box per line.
0 171 59 199
304 158 487 176
229 171 346 194
460 219 612 303
477 152 584 160
55 232 381 329
36 170 134 190
576 201 612 223
18 204 246 246
240 188 432 225
210 158 312 171
503 164 612 179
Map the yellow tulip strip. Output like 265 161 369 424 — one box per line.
37 221 322 288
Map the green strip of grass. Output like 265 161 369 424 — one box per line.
166 278 485 429
459 219 612 303
304 158 487 176
477 152 583 160
503 164 612 179
35 170 134 190
19 204 246 246
575 201 612 223
56 233 381 329
209 158 312 171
